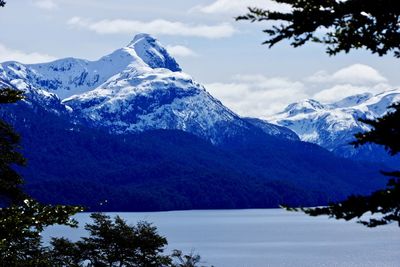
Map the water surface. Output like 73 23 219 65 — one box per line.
44 209 399 267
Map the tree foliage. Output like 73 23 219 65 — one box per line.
171 249 210 267
237 0 400 57
49 213 212 267
80 213 170 267
0 89 26 203
0 199 82 266
352 103 400 156
299 176 400 227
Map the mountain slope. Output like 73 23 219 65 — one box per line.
2 98 385 211
268 90 400 166
0 34 389 211
0 34 273 144
243 117 300 141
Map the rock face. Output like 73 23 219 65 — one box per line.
268 91 400 166
0 34 388 211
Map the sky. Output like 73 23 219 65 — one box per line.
1 0 400 118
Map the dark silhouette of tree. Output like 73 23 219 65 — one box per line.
0 199 82 266
131 220 171 266
171 249 211 267
0 89 25 203
50 213 172 267
0 1 5 8
238 0 400 227
353 103 400 155
49 237 82 267
237 0 400 57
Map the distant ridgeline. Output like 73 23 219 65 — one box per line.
268 93 400 168
0 34 387 211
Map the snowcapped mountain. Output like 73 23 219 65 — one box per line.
0 34 281 144
0 34 181 99
268 90 400 164
0 34 388 211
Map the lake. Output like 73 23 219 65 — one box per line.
43 209 399 267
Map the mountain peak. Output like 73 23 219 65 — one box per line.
283 99 325 116
127 33 156 47
126 33 181 72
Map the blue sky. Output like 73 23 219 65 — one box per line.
1 0 399 117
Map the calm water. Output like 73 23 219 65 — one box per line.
43 209 399 267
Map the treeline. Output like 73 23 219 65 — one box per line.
2 95 386 212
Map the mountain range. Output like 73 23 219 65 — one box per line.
0 34 388 211
268 90 400 167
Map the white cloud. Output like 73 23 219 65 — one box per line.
166 45 197 57
205 75 307 117
32 0 58 10
0 43 56 64
313 83 391 103
192 0 291 15
67 17 236 39
204 64 393 118
307 64 387 85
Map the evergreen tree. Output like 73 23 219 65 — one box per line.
0 89 25 203
238 0 400 227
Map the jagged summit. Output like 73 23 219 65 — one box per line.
0 34 252 143
126 33 181 72
128 33 154 44
0 34 182 99
0 34 301 144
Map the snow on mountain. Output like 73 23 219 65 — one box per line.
243 117 299 141
0 34 181 100
0 34 390 210
63 67 247 143
0 34 295 144
268 89 400 162
127 33 181 72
